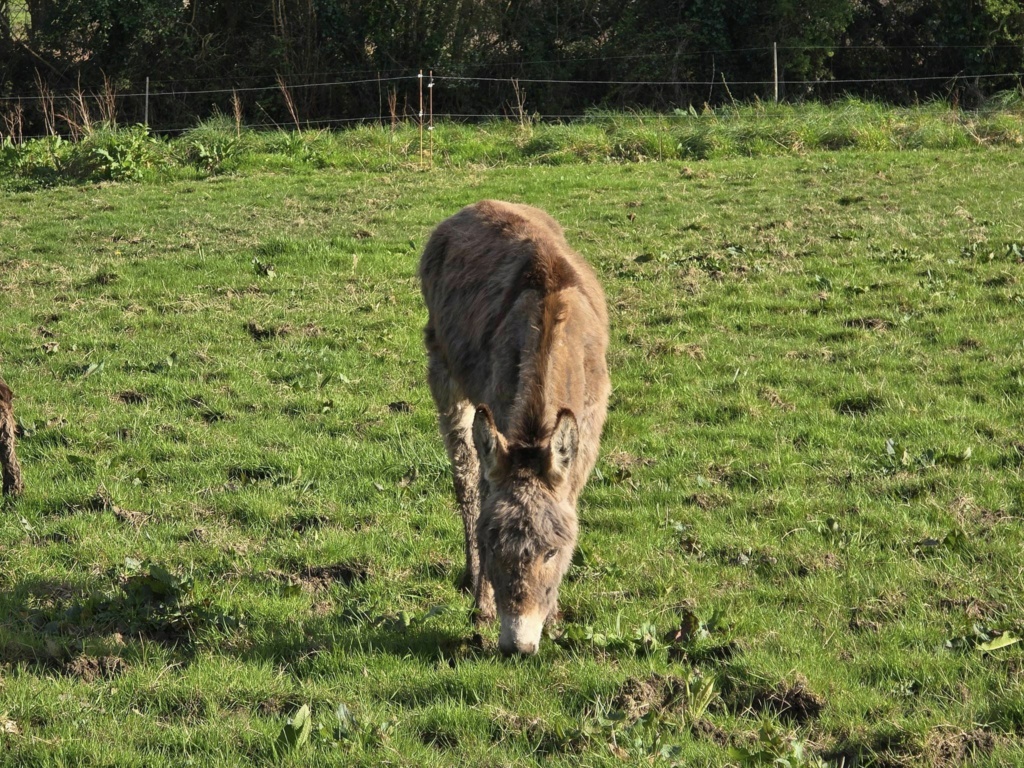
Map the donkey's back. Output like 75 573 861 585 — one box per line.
419 200 608 455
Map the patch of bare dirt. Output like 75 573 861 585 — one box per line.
785 348 834 362
311 600 334 617
936 596 1003 622
741 675 824 724
22 579 81 608
668 640 739 665
690 717 730 746
112 505 148 528
647 339 703 357
65 655 126 682
677 532 703 557
824 729 924 768
759 387 796 412
492 711 590 755
101 489 145 526
612 673 713 722
950 495 1016 535
614 675 664 721
849 591 906 633
70 486 148 527
848 609 881 633
83 268 119 287
674 342 704 359
684 492 729 510
711 545 778 572
605 451 655 471
795 551 843 577
258 698 285 716
925 727 997 766
245 321 290 341
115 390 147 405
419 725 459 750
821 551 843 569
844 317 890 331
957 337 982 351
273 562 369 592
289 514 328 533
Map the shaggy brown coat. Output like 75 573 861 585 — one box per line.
0 377 23 497
419 200 609 655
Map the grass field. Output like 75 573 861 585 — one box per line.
1 120 1024 766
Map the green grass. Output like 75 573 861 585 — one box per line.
1 119 1024 766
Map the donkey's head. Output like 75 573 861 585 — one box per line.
473 405 580 655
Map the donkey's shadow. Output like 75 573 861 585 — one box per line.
239 607 496 669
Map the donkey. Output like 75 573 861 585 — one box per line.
419 200 610 655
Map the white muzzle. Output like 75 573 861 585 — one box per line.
498 611 545 655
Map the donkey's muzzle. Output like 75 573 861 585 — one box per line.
498 611 544 656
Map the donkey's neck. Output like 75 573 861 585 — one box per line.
507 290 573 446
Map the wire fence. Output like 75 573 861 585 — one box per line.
4 70 1022 106
2 44 1023 142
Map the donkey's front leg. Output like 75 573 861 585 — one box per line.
473 534 496 625
438 400 493 623
442 403 482 593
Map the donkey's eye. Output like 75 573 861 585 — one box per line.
544 549 558 562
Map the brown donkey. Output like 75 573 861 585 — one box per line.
419 200 610 655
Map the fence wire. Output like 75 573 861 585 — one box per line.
2 55 1022 141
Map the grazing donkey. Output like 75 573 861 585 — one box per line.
419 200 610 655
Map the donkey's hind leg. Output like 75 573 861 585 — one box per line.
426 346 496 623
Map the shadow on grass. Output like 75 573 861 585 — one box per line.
0 566 226 670
1 542 490 678
237 609 491 670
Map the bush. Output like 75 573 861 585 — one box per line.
79 126 162 181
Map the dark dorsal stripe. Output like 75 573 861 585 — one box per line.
513 287 567 446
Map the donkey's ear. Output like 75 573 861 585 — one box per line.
547 409 579 487
473 405 507 481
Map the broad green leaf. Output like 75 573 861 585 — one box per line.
274 704 312 758
978 632 1019 653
